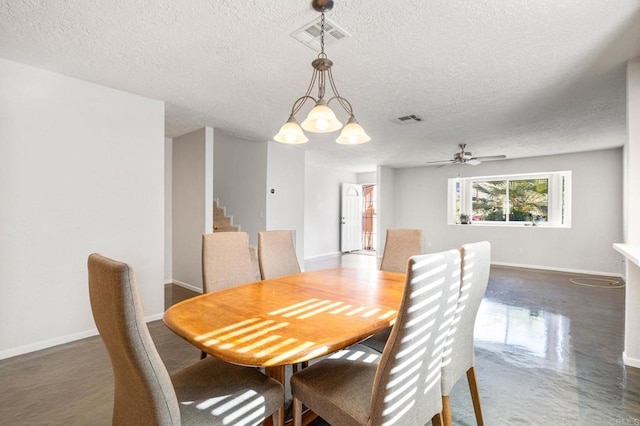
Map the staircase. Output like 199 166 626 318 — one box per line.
213 199 238 232
213 199 260 280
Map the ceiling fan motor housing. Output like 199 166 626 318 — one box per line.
454 151 472 162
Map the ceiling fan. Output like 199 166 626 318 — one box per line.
426 144 507 167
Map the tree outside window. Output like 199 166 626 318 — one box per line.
449 171 569 227
472 178 548 222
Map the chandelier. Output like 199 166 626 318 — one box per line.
273 0 370 145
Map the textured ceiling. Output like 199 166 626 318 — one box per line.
1 0 639 172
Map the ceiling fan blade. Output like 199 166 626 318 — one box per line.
425 159 455 165
472 155 507 161
437 162 455 168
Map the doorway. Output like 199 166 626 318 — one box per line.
362 184 377 252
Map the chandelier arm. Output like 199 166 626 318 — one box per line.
291 69 320 116
327 96 354 116
290 95 317 117
326 68 354 115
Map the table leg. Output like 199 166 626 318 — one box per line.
264 365 318 426
265 366 286 426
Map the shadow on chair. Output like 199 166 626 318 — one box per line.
290 249 461 426
88 253 284 426
361 228 426 352
441 241 491 426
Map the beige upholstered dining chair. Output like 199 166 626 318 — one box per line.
290 249 462 426
201 232 258 359
87 253 284 426
441 241 491 426
379 228 425 273
258 230 307 372
257 230 301 280
202 231 256 293
362 228 426 351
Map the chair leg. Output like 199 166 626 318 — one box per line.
273 404 285 426
431 412 443 426
467 367 484 426
200 350 207 359
292 397 303 426
441 395 452 426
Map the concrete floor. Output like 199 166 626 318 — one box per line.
1 253 639 425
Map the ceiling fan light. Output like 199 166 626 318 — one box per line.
273 117 309 144
335 117 371 144
301 100 343 133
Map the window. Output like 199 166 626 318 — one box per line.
448 171 571 227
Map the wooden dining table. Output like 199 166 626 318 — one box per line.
163 267 406 424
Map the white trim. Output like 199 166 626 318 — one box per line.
623 351 640 368
449 222 571 229
614 243 640 267
171 280 203 294
0 313 164 361
491 261 622 278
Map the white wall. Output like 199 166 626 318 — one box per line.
391 149 623 275
164 137 173 283
0 58 165 359
357 171 376 184
213 130 267 247
172 127 213 291
627 58 640 245
304 163 358 259
622 57 640 367
266 142 305 262
376 165 397 258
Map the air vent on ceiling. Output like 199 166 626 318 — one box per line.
391 114 424 125
291 16 351 52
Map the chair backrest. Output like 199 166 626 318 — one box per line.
258 230 301 280
379 228 425 273
441 241 491 395
87 253 180 426
370 249 462 425
202 232 256 293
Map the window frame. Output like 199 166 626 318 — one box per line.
448 171 572 228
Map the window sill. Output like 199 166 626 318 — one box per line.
450 222 570 229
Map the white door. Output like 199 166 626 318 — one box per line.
341 183 363 252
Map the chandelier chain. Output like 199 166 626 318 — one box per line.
320 13 325 55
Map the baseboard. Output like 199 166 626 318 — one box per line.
491 261 622 278
302 254 621 278
0 312 164 361
171 280 203 294
303 251 344 261
623 351 640 369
